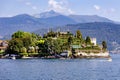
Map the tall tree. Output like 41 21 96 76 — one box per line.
68 37 73 48
76 30 82 39
102 41 107 50
47 29 56 37
85 36 91 45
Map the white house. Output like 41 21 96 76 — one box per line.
90 38 97 46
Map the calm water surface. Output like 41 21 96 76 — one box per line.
0 54 120 80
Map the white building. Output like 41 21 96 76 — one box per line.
90 38 97 46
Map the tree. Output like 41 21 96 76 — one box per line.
51 39 62 54
8 38 23 54
12 31 24 38
21 47 27 53
22 37 32 48
47 29 56 37
20 47 28 57
38 40 48 54
76 30 82 39
68 36 73 45
85 36 91 45
12 31 31 38
6 31 41 55
102 41 107 50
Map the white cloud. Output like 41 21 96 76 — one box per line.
26 2 31 6
94 5 101 10
32 6 37 10
48 0 75 15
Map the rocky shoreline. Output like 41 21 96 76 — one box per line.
0 52 111 59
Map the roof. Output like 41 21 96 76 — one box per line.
0 40 3 43
60 32 68 34
0 47 6 49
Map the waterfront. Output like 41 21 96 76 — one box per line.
0 54 120 80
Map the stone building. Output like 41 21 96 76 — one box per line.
90 38 97 46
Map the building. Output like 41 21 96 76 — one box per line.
90 38 97 46
0 40 8 51
58 32 68 37
58 31 73 38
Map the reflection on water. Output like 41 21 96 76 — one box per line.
0 54 120 80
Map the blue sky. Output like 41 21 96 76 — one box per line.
0 0 120 21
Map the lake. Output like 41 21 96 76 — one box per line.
0 54 120 80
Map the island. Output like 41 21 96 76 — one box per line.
0 30 110 59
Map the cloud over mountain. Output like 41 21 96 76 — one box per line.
94 5 101 10
48 0 74 15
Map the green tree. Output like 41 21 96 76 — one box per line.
12 31 24 38
38 40 48 54
85 36 91 45
22 37 32 48
51 39 62 54
102 41 107 50
12 31 31 38
21 47 27 53
47 29 56 37
6 31 41 55
20 47 28 57
76 30 82 39
8 38 23 54
68 36 73 45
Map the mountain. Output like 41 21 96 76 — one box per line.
0 14 37 24
38 15 76 26
34 22 120 51
0 14 48 37
34 10 76 25
0 10 116 38
69 15 113 23
33 10 60 18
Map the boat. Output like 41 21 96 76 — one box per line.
108 58 112 62
11 56 16 60
10 54 17 60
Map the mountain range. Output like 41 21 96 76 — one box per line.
0 10 115 37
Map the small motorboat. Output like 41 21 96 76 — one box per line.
108 58 112 62
11 56 16 60
10 54 17 60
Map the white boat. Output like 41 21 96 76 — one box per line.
10 54 16 60
11 56 16 60
108 58 112 62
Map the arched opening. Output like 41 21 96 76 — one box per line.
80 54 82 56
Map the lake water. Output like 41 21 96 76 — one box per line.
0 54 120 80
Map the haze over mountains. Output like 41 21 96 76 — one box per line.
0 10 120 51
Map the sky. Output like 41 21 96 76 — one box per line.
0 0 120 21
